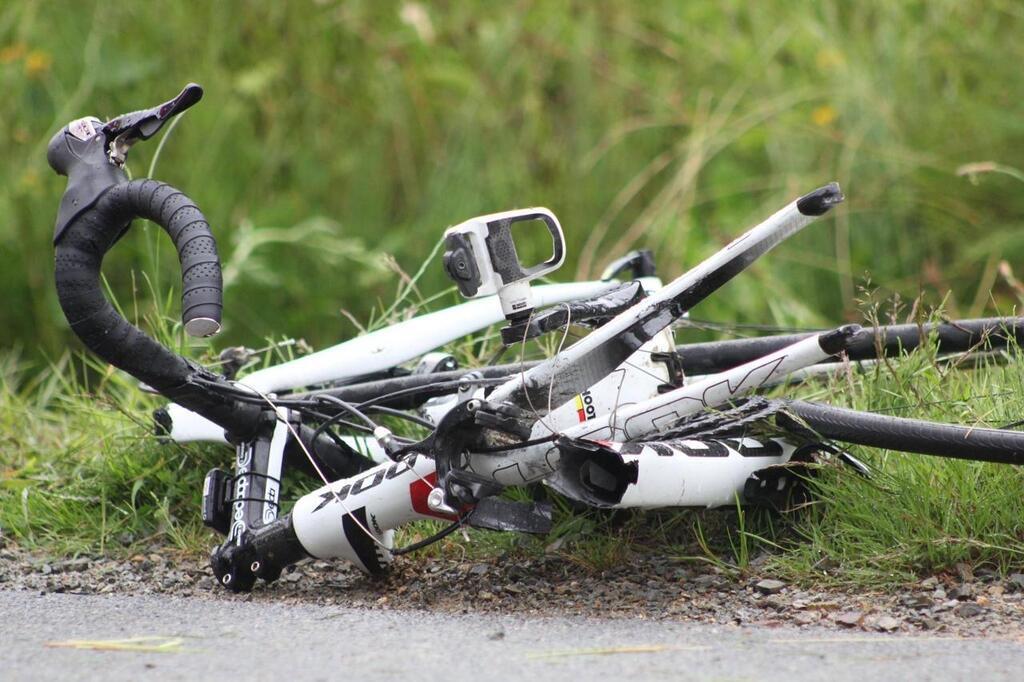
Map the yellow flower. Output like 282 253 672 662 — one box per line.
0 43 27 64
24 49 52 78
811 105 838 127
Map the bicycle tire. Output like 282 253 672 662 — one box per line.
677 316 1024 375
781 399 1024 465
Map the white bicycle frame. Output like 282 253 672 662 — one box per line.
164 279 642 444
274 185 848 573
51 87 1022 592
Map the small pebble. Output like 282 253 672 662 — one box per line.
754 579 786 595
954 603 985 618
835 611 863 627
874 616 900 632
949 584 975 601
1005 574 1024 592
692 574 721 588
794 611 818 625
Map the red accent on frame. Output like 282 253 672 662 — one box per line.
409 472 458 521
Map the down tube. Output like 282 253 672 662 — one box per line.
289 454 449 573
614 439 798 508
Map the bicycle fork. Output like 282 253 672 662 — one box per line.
206 408 292 591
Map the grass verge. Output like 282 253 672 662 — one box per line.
3 321 1024 591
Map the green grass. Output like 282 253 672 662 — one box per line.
649 313 1024 587
766 333 1024 586
0 350 222 554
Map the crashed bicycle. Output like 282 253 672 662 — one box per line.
48 84 1024 592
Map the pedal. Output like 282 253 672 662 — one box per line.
201 468 233 535
442 207 565 322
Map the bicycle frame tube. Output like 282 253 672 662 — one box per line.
245 281 624 393
465 328 853 486
485 184 843 414
584 438 799 509
289 453 447 572
163 280 622 443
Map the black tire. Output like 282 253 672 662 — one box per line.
676 317 1024 375
782 400 1024 465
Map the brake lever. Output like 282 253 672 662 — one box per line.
101 83 203 166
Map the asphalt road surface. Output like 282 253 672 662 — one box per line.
2 590 1022 681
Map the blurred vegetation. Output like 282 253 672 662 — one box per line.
2 0 1024 368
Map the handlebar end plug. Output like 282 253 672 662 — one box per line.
185 317 221 338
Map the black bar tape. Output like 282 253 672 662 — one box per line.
54 179 260 438
125 179 223 326
56 182 191 390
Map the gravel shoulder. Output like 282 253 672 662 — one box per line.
2 543 1023 638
